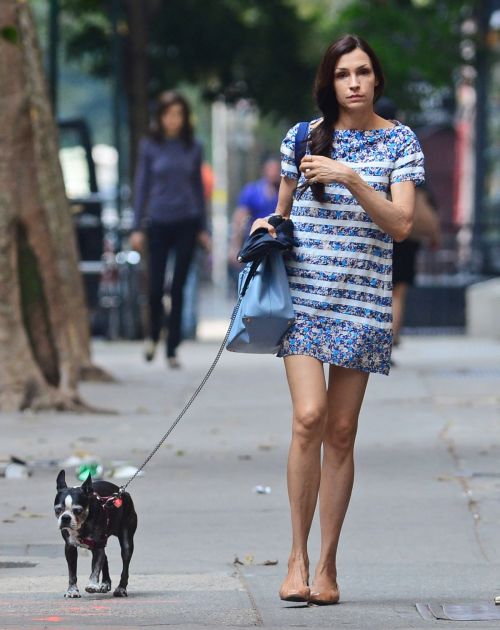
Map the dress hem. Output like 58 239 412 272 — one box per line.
276 349 390 376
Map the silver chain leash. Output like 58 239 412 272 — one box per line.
117 295 244 495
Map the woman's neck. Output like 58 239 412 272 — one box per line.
335 109 385 131
163 131 181 140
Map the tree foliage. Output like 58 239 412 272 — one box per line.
60 0 318 120
58 0 467 119
328 0 468 113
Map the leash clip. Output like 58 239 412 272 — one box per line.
103 493 123 509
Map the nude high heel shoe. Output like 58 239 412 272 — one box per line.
308 582 340 606
279 584 310 603
279 560 310 602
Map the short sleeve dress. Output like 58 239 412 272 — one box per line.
277 121 425 375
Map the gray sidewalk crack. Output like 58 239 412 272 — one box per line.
439 419 490 562
232 565 264 627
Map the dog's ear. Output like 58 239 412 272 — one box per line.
81 473 93 494
56 470 67 491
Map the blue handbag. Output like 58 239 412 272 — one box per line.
226 217 295 354
225 119 309 356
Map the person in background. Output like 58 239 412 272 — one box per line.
374 98 441 348
228 157 281 266
181 160 214 340
392 186 441 347
130 90 211 368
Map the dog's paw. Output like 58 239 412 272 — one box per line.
113 586 128 597
64 586 81 598
85 581 102 594
86 580 111 594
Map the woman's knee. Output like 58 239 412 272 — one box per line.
323 416 358 456
292 406 327 445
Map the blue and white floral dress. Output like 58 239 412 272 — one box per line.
277 121 425 375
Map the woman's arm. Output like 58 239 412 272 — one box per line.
130 139 152 251
344 172 415 242
249 176 297 237
299 155 415 241
193 144 206 229
132 139 151 233
192 144 212 252
410 188 441 247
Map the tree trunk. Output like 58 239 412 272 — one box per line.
123 0 162 176
0 0 110 411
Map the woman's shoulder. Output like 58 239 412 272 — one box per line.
389 121 419 142
137 135 157 159
283 118 321 140
384 122 422 158
139 135 161 152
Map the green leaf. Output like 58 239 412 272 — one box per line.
0 25 18 45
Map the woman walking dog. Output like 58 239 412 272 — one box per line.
251 34 424 605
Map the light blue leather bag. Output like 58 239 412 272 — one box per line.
226 250 295 354
225 121 310 355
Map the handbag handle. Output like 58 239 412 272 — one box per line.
294 121 309 171
238 214 293 297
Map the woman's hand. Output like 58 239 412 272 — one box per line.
299 155 353 185
130 231 145 252
197 230 212 252
250 218 277 238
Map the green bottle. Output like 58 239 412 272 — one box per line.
76 462 102 481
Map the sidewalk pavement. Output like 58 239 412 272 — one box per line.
1 323 500 628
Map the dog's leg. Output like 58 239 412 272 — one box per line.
100 554 112 592
113 529 134 597
64 543 80 598
86 548 107 593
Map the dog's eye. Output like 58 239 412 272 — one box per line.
73 507 82 515
55 507 63 515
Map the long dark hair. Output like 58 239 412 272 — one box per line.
149 90 194 145
307 34 385 201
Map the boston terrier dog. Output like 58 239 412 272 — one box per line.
54 469 137 598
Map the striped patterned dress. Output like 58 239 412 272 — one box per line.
277 121 425 375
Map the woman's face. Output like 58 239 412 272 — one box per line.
333 48 378 112
161 103 185 137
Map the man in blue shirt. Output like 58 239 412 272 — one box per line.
228 157 280 266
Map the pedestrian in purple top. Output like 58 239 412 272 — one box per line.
130 91 211 368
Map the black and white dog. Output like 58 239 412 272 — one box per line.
54 469 137 598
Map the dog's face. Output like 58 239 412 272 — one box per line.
54 470 92 532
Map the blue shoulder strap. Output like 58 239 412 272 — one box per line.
294 121 309 172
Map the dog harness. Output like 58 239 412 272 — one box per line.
78 493 123 550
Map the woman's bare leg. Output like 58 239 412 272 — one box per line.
311 365 369 600
280 355 328 599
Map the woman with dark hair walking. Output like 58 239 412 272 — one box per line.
251 35 424 604
130 91 210 368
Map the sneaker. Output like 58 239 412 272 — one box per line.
144 339 157 362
